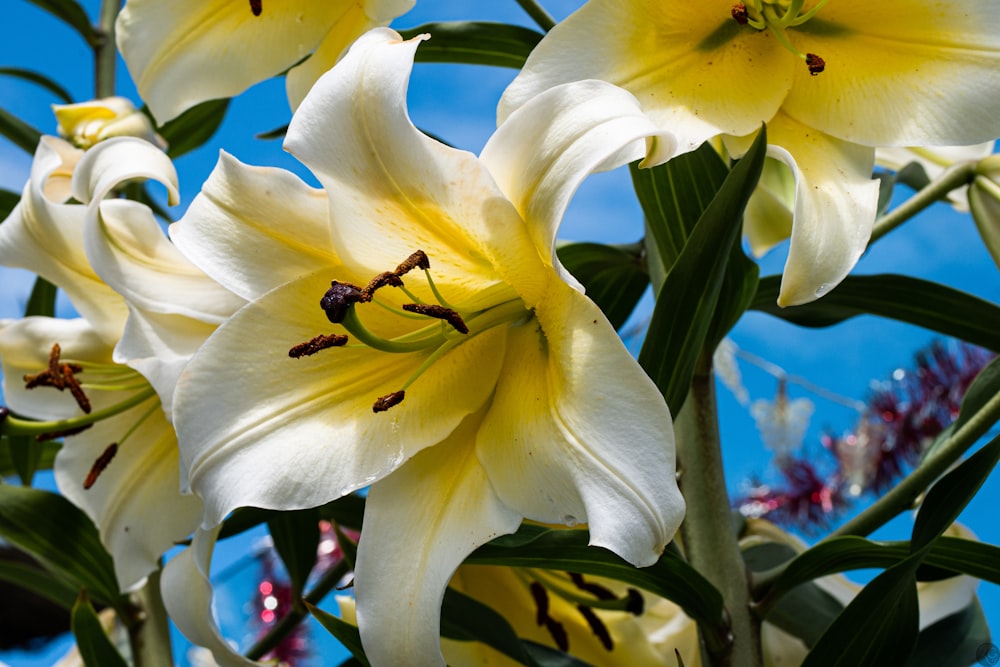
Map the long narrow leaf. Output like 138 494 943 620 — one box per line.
556 242 648 329
441 587 540 666
0 67 74 102
0 108 43 154
71 591 129 667
21 0 96 44
307 602 371 667
399 22 543 69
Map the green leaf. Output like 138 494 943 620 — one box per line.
629 142 729 292
801 558 920 667
71 591 129 667
307 601 371 667
907 599 992 667
0 67 74 103
25 276 57 317
921 537 1000 585
7 434 42 485
556 242 648 329
0 437 59 477
20 0 97 44
752 274 1000 351
637 127 766 412
911 434 1000 551
255 123 288 141
0 557 79 609
156 99 229 158
468 525 726 642
0 485 121 609
0 188 21 219
215 493 365 541
705 239 759 353
0 107 43 154
267 508 320 598
951 354 1000 437
523 641 596 667
441 587 539 666
399 22 544 69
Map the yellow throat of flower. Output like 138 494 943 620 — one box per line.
733 0 830 74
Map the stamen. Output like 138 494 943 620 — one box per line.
83 443 118 490
372 390 405 413
289 334 349 358
249 0 262 16
394 250 430 275
545 617 569 652
362 272 404 300
577 605 613 651
625 588 644 616
320 281 365 324
401 303 469 334
23 343 91 413
806 53 825 75
529 581 550 627
568 572 616 601
731 2 749 24
35 423 94 442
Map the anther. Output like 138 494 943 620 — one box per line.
320 281 365 324
402 304 469 334
36 423 94 442
577 605 613 651
806 53 825 75
249 0 262 16
362 272 404 300
545 617 569 652
529 581 550 627
394 250 430 275
731 2 748 24
23 343 91 413
569 572 616 601
289 334 349 358
625 588 644 616
373 390 405 413
83 443 118 490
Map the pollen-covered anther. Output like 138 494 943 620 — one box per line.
84 442 118 490
361 272 404 300
36 423 94 442
249 0 262 16
373 390 405 413
529 581 550 626
289 333 349 358
394 249 430 276
731 2 748 24
806 53 825 75
569 572 616 601
23 343 91 413
402 303 469 334
320 281 365 324
577 605 613 651
625 588 644 615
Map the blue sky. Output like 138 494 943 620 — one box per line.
1 1 998 664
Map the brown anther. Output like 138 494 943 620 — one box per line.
401 303 468 334
35 423 94 442
320 281 365 324
394 250 430 275
806 53 825 75
23 344 91 413
625 588 645 616
569 572 616 601
83 443 118 490
289 333 349 358
362 272 404 300
63 367 92 414
545 617 569 652
577 605 613 651
373 390 405 413
529 581 550 627
249 0 262 16
731 2 748 24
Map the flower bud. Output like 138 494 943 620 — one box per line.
52 97 167 150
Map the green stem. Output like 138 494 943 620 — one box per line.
246 559 352 660
677 352 761 667
94 0 120 98
514 0 557 31
124 569 174 667
1 388 158 437
826 386 1000 541
869 162 977 244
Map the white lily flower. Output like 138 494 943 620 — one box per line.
116 0 415 123
500 1 1000 306
0 136 243 590
164 28 683 667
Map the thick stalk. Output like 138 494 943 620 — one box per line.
94 0 120 98
125 569 174 667
869 162 977 243
514 0 557 31
677 352 761 667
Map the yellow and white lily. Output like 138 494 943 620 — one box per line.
52 96 166 151
0 136 243 590
501 0 1000 305
116 0 416 123
163 28 683 667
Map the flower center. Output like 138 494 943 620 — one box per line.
4 343 160 489
732 0 829 74
289 250 530 413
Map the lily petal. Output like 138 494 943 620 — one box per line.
498 0 793 152
175 269 507 524
482 79 675 284
161 526 262 667
285 28 550 308
170 152 336 302
355 421 521 667
742 157 796 258
478 282 683 567
763 114 879 306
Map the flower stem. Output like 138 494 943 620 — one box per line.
676 352 761 667
514 0 557 31
94 0 120 98
245 559 352 661
869 162 977 244
123 568 174 667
